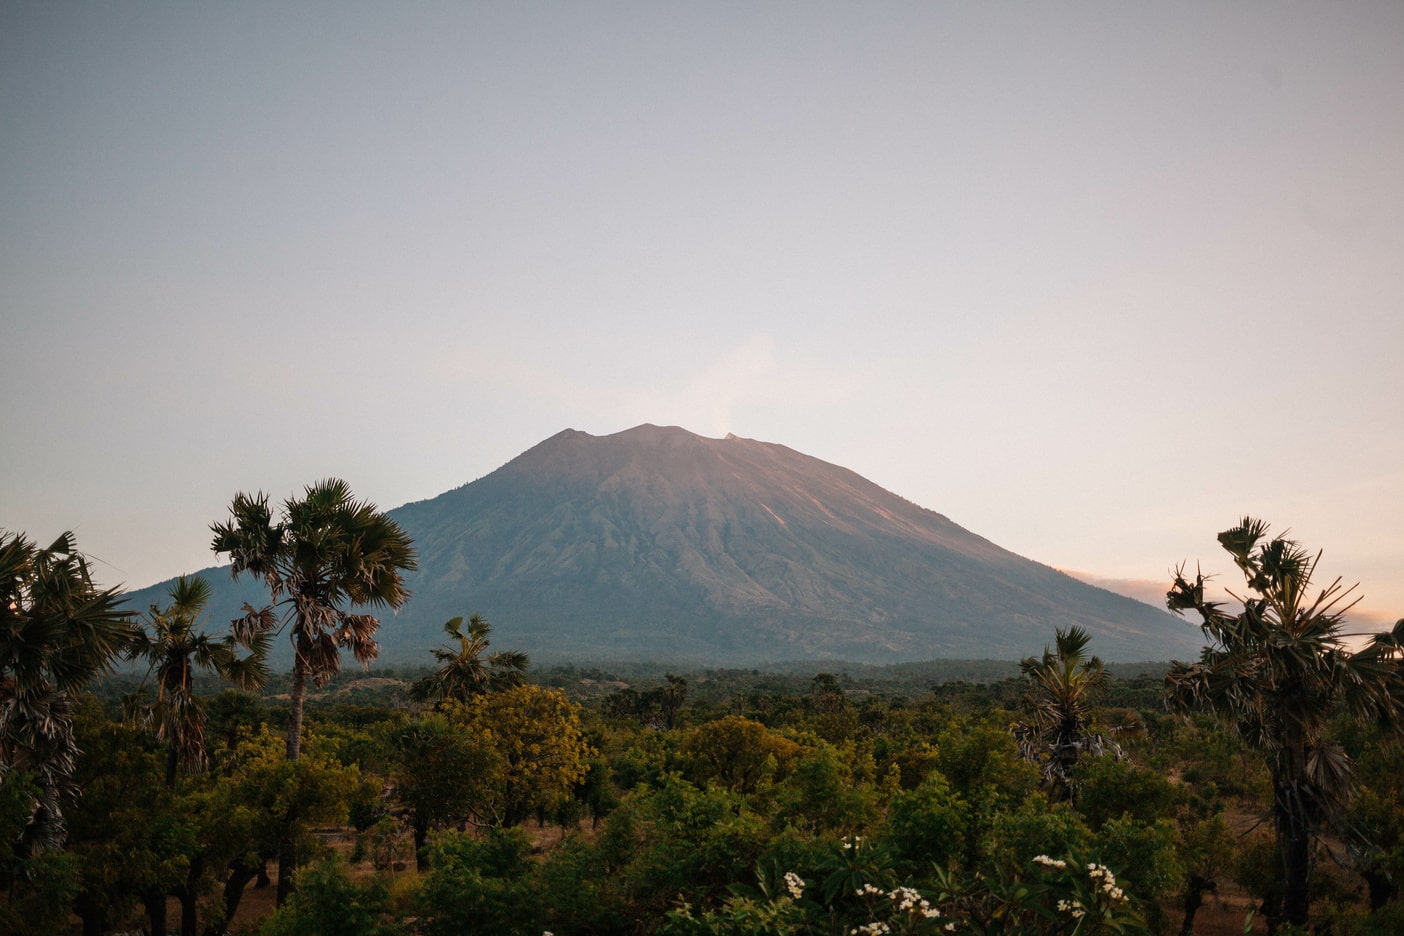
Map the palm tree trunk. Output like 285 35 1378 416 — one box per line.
286 657 307 761
1281 814 1311 927
1279 729 1312 928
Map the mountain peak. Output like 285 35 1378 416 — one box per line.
384 426 1200 663
124 427 1203 665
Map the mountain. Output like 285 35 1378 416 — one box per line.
122 425 1204 665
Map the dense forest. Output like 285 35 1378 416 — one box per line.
5 503 1404 935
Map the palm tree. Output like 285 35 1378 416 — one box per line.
1014 625 1122 793
209 479 416 903
1164 517 1404 929
127 574 269 785
409 614 528 706
0 530 136 851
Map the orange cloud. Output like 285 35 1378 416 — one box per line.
1059 568 1400 641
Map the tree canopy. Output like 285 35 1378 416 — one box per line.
210 478 416 903
1164 517 1404 927
0 530 135 851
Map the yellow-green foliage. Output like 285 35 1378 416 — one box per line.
444 684 593 824
679 716 801 793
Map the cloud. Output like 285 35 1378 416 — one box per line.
1057 570 1171 610
619 333 861 438
1059 568 1401 645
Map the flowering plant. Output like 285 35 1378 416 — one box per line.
663 847 1151 935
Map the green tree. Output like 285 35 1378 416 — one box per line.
128 574 269 785
258 854 397 936
1164 517 1404 928
65 705 188 936
771 740 876 835
1072 756 1178 833
678 716 800 795
606 673 689 729
0 530 135 851
608 775 770 918
443 684 592 826
1175 810 1236 936
417 827 542 936
1014 626 1122 793
209 478 416 902
385 713 500 870
0 770 79 934
980 795 1092 877
882 770 969 873
1344 718 1404 909
658 672 688 730
217 724 376 916
408 614 528 706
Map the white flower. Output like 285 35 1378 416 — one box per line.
888 886 933 916
1088 863 1115 884
784 871 805 899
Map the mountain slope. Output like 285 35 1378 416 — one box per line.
387 424 1198 662
123 425 1203 665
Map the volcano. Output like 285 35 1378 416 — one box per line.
125 425 1200 665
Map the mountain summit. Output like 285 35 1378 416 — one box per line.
382 424 1197 663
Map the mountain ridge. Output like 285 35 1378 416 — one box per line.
121 425 1204 665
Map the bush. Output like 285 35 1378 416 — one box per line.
258 856 397 936
417 827 542 936
882 770 968 873
1073 756 1179 831
771 741 875 834
981 796 1092 876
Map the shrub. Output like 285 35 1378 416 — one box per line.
258 856 397 936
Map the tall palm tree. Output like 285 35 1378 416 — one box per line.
1014 625 1122 792
0 530 136 851
409 614 528 706
1164 517 1404 929
127 574 269 785
209 479 416 903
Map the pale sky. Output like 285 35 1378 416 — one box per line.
3 2 1401 631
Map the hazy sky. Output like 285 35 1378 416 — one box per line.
3 2 1401 629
